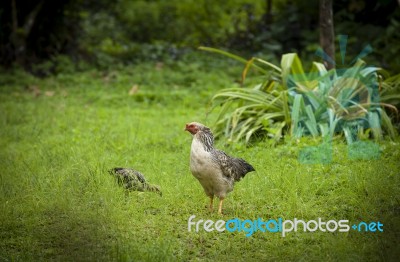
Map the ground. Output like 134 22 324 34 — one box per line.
0 60 399 261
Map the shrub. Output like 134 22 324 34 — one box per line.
201 47 399 144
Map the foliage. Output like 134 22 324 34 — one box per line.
2 0 399 73
200 47 287 143
380 73 400 113
203 47 399 144
0 0 83 67
333 0 400 72
288 58 398 144
76 0 268 68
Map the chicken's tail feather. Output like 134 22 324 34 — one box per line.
233 158 255 181
244 161 255 173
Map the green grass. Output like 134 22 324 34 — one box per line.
0 61 399 261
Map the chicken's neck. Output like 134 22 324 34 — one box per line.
194 130 214 152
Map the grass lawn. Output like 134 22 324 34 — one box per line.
1 60 399 261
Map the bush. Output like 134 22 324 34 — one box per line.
202 47 399 144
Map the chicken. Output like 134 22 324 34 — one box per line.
185 122 255 214
109 167 162 196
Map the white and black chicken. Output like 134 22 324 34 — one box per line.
185 122 255 214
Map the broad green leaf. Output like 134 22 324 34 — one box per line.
377 108 397 138
281 53 309 89
291 94 302 137
368 111 383 140
305 105 318 137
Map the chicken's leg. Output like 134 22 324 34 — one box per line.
218 198 224 215
209 196 214 211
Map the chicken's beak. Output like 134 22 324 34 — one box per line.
184 124 189 131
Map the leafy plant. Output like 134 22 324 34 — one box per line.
201 47 398 144
287 58 398 144
201 47 289 143
380 73 400 117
